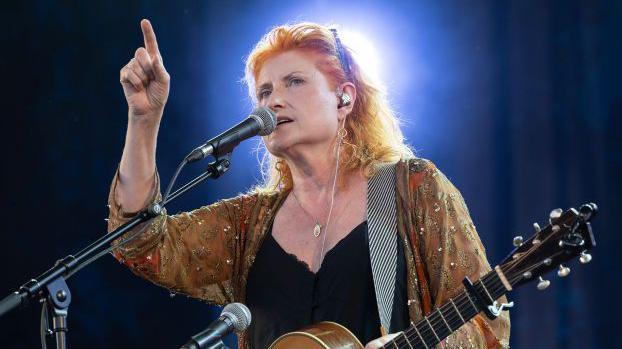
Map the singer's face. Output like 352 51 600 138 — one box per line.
256 50 341 158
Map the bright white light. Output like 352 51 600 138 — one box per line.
339 29 382 82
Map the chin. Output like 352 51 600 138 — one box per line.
263 137 292 158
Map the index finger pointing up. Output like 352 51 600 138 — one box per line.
141 19 160 58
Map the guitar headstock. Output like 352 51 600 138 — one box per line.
499 203 597 290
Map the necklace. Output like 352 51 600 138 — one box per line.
291 190 324 237
288 119 343 264
289 123 342 239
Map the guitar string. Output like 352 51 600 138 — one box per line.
395 288 503 347
394 253 552 348
398 249 570 348
395 229 536 346
392 269 505 348
389 291 481 348
392 276 508 348
399 249 528 346
395 258 544 348
391 251 566 348
389 265 504 347
384 218 574 348
498 214 574 276
398 277 502 347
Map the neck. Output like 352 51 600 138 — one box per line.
283 140 340 203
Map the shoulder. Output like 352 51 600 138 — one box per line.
396 156 441 183
406 157 435 173
393 156 438 174
395 156 462 199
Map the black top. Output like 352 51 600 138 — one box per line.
246 221 409 348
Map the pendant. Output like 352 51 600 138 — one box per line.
313 223 322 237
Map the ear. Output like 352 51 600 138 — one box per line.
336 82 357 120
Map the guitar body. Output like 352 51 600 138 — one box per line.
269 321 364 349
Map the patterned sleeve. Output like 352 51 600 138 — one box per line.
413 161 510 348
106 167 256 305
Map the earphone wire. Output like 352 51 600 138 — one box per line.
318 118 344 265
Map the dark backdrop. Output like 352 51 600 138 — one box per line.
0 1 620 348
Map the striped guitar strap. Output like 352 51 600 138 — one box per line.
366 162 398 334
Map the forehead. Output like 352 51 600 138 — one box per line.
257 50 319 84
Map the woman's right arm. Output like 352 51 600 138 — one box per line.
108 20 247 305
116 19 169 212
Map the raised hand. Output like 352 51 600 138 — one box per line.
120 19 170 123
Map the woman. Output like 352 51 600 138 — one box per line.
110 19 510 348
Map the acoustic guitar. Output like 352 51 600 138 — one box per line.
269 203 598 348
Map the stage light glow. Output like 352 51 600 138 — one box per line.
338 29 382 82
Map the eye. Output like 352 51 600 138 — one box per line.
287 77 304 86
258 89 272 100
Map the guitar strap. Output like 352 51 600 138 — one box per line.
366 162 398 334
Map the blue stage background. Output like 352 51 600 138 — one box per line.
0 1 620 348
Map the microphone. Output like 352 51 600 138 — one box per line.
180 302 252 349
186 107 276 162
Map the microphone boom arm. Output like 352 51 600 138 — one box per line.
0 154 233 349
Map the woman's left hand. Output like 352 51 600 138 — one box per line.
364 332 401 349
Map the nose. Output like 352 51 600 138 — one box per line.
266 86 285 111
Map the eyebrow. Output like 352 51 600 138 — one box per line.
256 71 305 94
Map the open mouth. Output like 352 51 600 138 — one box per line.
276 117 293 126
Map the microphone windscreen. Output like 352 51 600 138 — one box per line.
250 107 276 136
222 302 252 332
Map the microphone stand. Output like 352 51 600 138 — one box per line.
0 153 232 349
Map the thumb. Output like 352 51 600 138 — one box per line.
365 332 401 349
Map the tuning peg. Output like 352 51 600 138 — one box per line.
579 203 598 221
580 251 592 264
522 271 532 279
550 208 563 219
537 277 550 290
513 236 524 247
533 223 541 232
557 265 571 277
549 208 563 223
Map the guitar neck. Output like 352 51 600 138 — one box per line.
384 270 507 349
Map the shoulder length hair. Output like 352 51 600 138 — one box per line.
244 22 414 193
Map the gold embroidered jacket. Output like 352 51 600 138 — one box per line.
107 158 510 348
